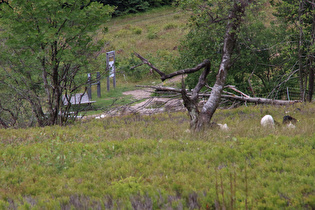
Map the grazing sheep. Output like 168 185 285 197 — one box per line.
260 115 297 129
209 122 229 131
283 115 297 129
218 123 229 131
283 115 297 125
286 122 296 129
261 115 275 128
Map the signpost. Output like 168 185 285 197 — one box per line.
106 51 116 91
86 51 116 98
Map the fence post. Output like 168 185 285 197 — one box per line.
113 71 116 89
97 72 101 98
87 73 92 100
107 76 110 91
287 87 290 101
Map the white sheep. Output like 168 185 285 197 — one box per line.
286 122 296 129
218 123 229 131
261 115 275 128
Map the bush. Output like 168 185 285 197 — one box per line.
132 27 142 35
147 32 158 39
163 23 177 30
118 54 152 81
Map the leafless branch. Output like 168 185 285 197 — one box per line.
306 0 315 6
133 52 211 81
136 85 301 105
225 85 250 98
130 62 144 70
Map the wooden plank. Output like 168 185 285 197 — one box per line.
62 93 96 106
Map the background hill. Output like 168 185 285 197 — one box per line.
86 6 189 115
0 5 315 209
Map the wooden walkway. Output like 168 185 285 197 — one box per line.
62 93 96 106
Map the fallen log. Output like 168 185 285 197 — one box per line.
136 85 301 106
220 94 301 105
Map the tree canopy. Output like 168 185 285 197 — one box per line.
178 0 314 101
0 0 114 127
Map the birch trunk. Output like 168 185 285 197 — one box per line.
134 1 252 131
195 2 248 131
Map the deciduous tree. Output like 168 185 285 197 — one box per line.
135 0 255 131
0 0 113 127
273 0 315 101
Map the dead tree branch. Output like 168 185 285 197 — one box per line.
136 85 301 106
225 85 250 98
134 1 260 131
134 52 211 82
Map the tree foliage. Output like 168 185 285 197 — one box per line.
0 0 114 127
272 0 315 101
136 0 255 131
178 0 315 101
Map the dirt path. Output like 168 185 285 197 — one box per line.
90 76 185 119
122 75 185 100
121 87 184 114
123 89 152 100
122 75 185 110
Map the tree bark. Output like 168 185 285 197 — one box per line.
298 0 305 101
134 1 252 131
137 85 301 106
307 0 315 102
196 1 248 131
220 94 300 105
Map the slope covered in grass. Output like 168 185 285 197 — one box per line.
101 6 188 59
1 104 314 209
82 6 190 116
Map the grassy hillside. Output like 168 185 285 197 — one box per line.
1 6 315 210
101 6 188 59
0 103 315 209
84 6 189 115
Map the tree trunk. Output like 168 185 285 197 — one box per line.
134 1 252 132
138 85 301 106
298 0 305 101
307 0 315 102
195 2 248 131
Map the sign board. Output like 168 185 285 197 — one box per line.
106 51 116 90
106 51 115 78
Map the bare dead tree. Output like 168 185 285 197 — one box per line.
134 1 254 131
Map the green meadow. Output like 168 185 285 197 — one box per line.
1 103 315 209
0 6 315 210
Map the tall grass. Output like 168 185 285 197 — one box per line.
0 104 314 208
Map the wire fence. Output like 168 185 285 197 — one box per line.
270 87 302 101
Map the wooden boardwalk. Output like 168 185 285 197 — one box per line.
62 93 96 106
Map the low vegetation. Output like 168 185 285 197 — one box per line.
1 4 314 209
1 104 314 209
